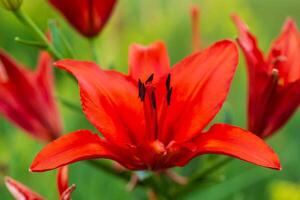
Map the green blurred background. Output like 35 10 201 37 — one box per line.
1 0 300 199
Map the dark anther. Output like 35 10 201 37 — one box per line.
151 91 157 109
167 87 173 106
166 74 171 90
146 73 154 84
138 79 146 101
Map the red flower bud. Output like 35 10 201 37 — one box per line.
48 0 117 38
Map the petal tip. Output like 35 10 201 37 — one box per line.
53 59 71 68
273 158 282 171
4 176 11 183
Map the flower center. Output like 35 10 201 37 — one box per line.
138 73 173 141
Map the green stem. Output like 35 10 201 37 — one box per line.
86 160 158 189
89 38 99 63
191 157 232 183
87 160 132 182
13 9 63 60
14 37 47 49
172 157 233 198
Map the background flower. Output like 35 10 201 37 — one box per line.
47 0 117 38
0 50 62 141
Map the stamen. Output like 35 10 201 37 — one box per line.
151 91 157 109
272 68 282 86
146 73 154 84
167 87 173 106
166 74 171 90
272 68 279 78
165 74 173 106
138 79 146 101
190 5 201 52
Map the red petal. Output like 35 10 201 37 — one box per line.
129 41 170 82
57 166 75 200
268 18 300 83
0 50 58 141
231 14 266 72
161 40 238 143
35 51 62 139
262 80 300 137
48 0 117 37
5 177 44 200
195 124 281 170
60 185 76 200
0 82 40 136
30 130 115 172
55 60 144 145
0 50 35 98
231 15 271 134
57 166 69 197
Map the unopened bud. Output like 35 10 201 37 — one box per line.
0 0 22 11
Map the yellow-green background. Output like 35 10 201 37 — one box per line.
1 0 300 199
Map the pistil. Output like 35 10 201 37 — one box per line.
138 74 159 140
138 73 174 142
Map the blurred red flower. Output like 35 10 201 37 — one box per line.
232 15 300 138
0 50 62 141
30 40 280 172
48 0 117 38
5 166 75 200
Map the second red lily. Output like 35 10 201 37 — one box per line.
30 40 281 172
232 15 300 138
0 50 62 142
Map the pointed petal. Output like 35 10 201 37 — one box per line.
231 14 266 72
195 124 281 170
35 51 62 139
48 0 117 37
35 51 54 105
262 80 300 137
0 83 38 135
60 184 76 200
57 166 69 197
55 60 144 145
231 15 272 134
30 130 115 172
0 50 34 93
268 18 300 83
5 177 44 200
162 40 238 143
129 41 170 82
57 166 75 200
0 50 57 141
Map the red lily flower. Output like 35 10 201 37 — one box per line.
5 166 75 200
0 50 62 141
48 0 117 38
30 40 281 172
232 15 300 138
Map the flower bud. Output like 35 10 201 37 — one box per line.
0 0 22 11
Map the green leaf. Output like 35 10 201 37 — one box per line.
48 19 74 59
14 36 47 49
